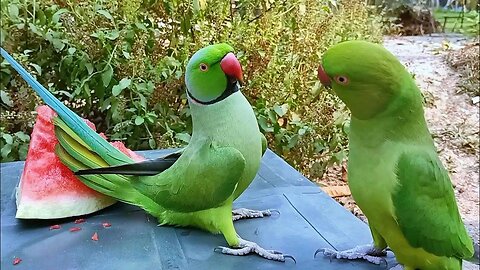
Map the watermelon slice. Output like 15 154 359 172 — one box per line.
15 105 144 219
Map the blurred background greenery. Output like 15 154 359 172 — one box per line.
0 0 478 182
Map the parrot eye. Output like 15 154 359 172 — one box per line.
334 75 349 85
199 63 209 72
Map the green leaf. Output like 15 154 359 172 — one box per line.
332 150 346 164
105 30 119 40
258 116 273 133
0 29 7 44
112 78 131 96
134 22 147 31
28 23 43 37
52 9 69 24
193 0 201 13
138 93 147 109
85 63 93 74
314 141 326 153
97 10 113 21
18 144 29 160
175 132 191 143
14 23 24 30
29 63 42 75
101 64 113 87
14 132 30 142
2 134 13 144
90 31 102 39
1 90 13 107
1 144 12 159
145 112 157 123
287 134 299 149
148 138 156 149
273 104 288 117
36 10 47 25
68 47 76 54
134 116 144 125
52 38 65 51
8 4 19 18
111 98 121 122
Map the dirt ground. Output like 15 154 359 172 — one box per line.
317 34 480 265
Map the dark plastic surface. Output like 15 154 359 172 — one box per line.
1 149 397 269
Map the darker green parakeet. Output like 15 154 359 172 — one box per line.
315 41 474 270
1 44 289 261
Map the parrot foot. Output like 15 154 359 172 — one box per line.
232 208 279 221
214 238 294 262
315 244 387 265
388 264 404 270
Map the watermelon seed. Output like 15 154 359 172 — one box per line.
69 227 82 232
91 232 99 241
102 222 111 228
13 257 22 265
74 218 86 224
49 224 61 230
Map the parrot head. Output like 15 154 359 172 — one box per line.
185 43 243 105
317 40 411 120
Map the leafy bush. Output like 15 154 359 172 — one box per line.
1 0 381 180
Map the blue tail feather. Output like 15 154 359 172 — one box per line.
1 47 131 165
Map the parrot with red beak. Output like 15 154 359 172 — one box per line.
1 44 289 261
314 40 473 270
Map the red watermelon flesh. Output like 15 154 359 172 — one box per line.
15 105 144 219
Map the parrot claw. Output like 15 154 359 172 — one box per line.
214 238 289 262
388 265 404 270
313 248 325 258
213 247 224 253
232 208 279 221
315 245 387 266
283 254 297 264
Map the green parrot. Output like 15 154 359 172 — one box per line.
1 44 289 261
315 41 474 270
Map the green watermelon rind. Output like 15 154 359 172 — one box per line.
15 186 116 219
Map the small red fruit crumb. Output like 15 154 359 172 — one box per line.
74 218 86 224
102 222 111 228
49 225 61 230
91 232 99 241
69 227 82 232
13 257 22 265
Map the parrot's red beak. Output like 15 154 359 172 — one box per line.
317 64 331 88
220 53 244 85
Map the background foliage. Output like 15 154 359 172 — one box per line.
0 0 381 179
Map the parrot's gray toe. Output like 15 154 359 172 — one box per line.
316 245 387 265
232 208 279 221
214 238 292 262
388 264 404 270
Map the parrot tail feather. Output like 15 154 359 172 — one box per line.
54 120 164 215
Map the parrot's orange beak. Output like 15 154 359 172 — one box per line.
317 64 331 89
220 53 244 85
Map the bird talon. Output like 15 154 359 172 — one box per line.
314 248 328 258
269 209 280 215
374 257 388 267
283 254 296 264
214 246 226 253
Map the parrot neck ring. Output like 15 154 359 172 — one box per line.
187 80 240 105
317 64 332 89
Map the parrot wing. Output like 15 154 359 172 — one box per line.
392 150 474 259
133 138 246 213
